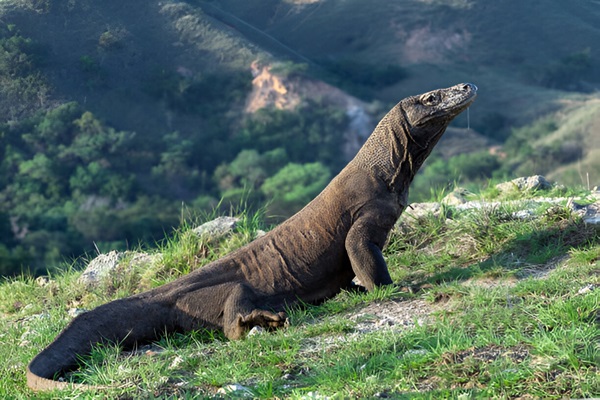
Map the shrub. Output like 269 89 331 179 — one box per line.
261 162 331 217
527 49 595 91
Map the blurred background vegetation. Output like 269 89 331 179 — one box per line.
0 0 599 275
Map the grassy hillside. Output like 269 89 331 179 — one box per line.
504 98 600 188
213 1 600 93
4 0 600 158
0 185 598 398
1 0 266 133
1 0 600 275
212 0 600 176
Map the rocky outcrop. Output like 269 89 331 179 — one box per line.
245 61 375 159
401 177 600 228
77 178 600 290
495 175 552 193
78 251 162 288
192 216 240 240
78 217 241 288
573 189 600 227
78 178 600 290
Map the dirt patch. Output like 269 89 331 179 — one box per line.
443 344 530 365
298 298 437 360
349 298 435 334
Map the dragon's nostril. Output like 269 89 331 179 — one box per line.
463 83 477 92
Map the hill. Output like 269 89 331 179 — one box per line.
0 0 600 274
0 182 598 398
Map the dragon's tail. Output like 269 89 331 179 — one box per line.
27 295 174 391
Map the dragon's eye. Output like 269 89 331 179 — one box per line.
421 93 438 105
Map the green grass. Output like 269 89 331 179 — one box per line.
1 188 599 399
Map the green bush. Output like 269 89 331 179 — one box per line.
261 162 331 217
448 152 502 181
0 104 155 275
238 100 348 171
527 49 594 91
410 151 501 201
144 70 252 117
0 28 49 121
504 116 557 158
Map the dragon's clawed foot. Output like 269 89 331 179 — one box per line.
240 310 289 330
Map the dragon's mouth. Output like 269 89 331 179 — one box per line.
445 83 477 109
444 83 478 114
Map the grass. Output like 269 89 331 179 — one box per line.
0 186 599 399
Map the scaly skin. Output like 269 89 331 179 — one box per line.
27 83 477 391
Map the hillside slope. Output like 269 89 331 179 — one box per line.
2 0 598 184
211 0 600 184
1 183 598 398
2 1 264 133
213 0 600 108
1 0 600 275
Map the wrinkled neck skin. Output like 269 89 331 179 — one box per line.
352 102 447 204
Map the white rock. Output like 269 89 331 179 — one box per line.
577 284 598 295
495 175 551 193
247 326 265 336
403 349 429 357
169 355 185 369
217 383 252 396
78 251 162 288
67 308 87 318
192 216 239 239
442 188 471 205
78 250 123 287
35 276 49 287
513 209 535 220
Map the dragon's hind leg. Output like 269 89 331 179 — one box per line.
221 283 288 339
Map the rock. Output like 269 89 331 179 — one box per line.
376 317 395 327
441 188 471 205
128 252 163 268
192 216 239 240
403 349 429 357
300 392 331 400
569 194 600 227
577 284 598 295
512 209 535 220
35 276 49 287
19 312 50 323
144 348 163 357
67 308 87 318
217 383 252 396
247 326 265 336
582 201 600 227
169 355 185 369
78 250 123 287
374 391 391 398
495 175 551 193
401 202 441 221
78 251 162 288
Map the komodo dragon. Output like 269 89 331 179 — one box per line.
27 83 477 391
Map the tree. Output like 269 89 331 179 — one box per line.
237 100 348 172
261 162 331 217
